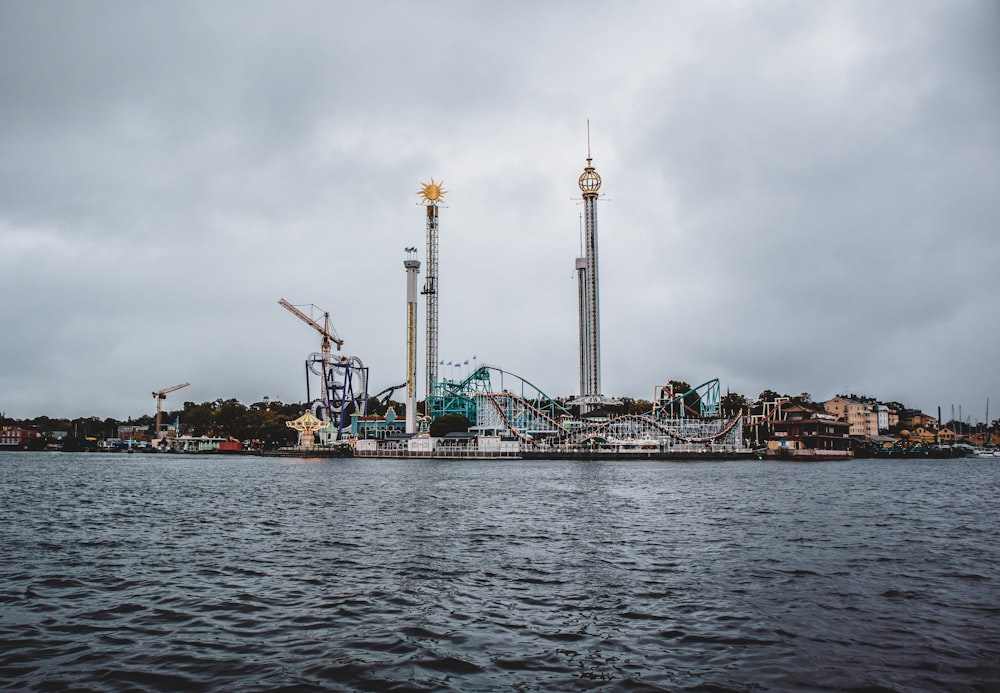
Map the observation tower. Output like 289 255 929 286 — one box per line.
576 137 603 411
418 178 447 412
403 247 421 433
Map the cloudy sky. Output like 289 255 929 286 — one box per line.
2 0 997 423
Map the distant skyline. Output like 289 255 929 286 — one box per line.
1 1 998 423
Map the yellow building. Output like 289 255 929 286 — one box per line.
908 426 939 445
900 410 937 430
937 426 957 444
824 396 878 437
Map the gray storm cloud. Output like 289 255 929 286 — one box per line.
1 0 997 422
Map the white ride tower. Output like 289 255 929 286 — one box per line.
403 247 421 434
575 137 604 413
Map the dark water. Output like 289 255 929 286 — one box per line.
1 453 998 692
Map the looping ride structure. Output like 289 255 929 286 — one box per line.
429 365 743 452
279 299 369 442
304 352 368 441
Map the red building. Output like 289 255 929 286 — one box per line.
1 427 41 450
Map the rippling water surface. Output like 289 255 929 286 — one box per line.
1 452 998 691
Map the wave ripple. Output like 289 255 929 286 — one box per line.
2 453 998 691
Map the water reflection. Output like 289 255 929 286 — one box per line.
0 453 997 691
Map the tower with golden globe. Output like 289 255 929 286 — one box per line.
417 178 446 409
577 151 603 409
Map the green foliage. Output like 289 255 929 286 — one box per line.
430 413 471 437
659 379 702 415
1 399 305 451
618 398 655 416
167 399 301 448
754 389 784 404
720 392 749 416
367 397 404 418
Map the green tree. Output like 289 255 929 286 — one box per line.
720 392 749 416
755 389 783 404
618 398 654 416
668 380 691 396
212 399 251 439
179 401 214 436
430 414 471 437
61 434 86 452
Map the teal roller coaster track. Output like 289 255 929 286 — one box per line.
427 366 741 449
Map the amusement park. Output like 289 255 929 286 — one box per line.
275 153 751 459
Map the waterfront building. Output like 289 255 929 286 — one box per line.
899 409 937 431
768 404 852 458
876 403 890 432
354 432 521 458
172 436 241 452
350 407 407 440
0 426 40 449
937 425 957 444
907 426 940 446
824 396 878 437
886 405 900 430
118 424 151 441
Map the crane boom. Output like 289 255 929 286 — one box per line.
156 382 190 397
278 298 344 353
153 382 190 441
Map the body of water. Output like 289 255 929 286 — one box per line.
1 452 998 691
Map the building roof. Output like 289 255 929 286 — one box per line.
580 407 616 420
825 396 871 406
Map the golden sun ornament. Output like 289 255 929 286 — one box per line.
417 178 447 205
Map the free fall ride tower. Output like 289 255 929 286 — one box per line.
576 138 603 412
418 178 447 414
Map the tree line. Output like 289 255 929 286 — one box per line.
1 399 309 451
8 384 988 452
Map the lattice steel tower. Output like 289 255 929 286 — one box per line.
577 138 603 409
417 178 446 411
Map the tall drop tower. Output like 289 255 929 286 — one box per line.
577 138 603 410
403 247 421 433
575 254 588 398
418 178 447 412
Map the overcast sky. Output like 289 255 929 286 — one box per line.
1 0 998 423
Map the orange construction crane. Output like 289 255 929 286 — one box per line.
278 298 344 355
153 382 190 438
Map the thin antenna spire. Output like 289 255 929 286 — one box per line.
586 119 592 164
